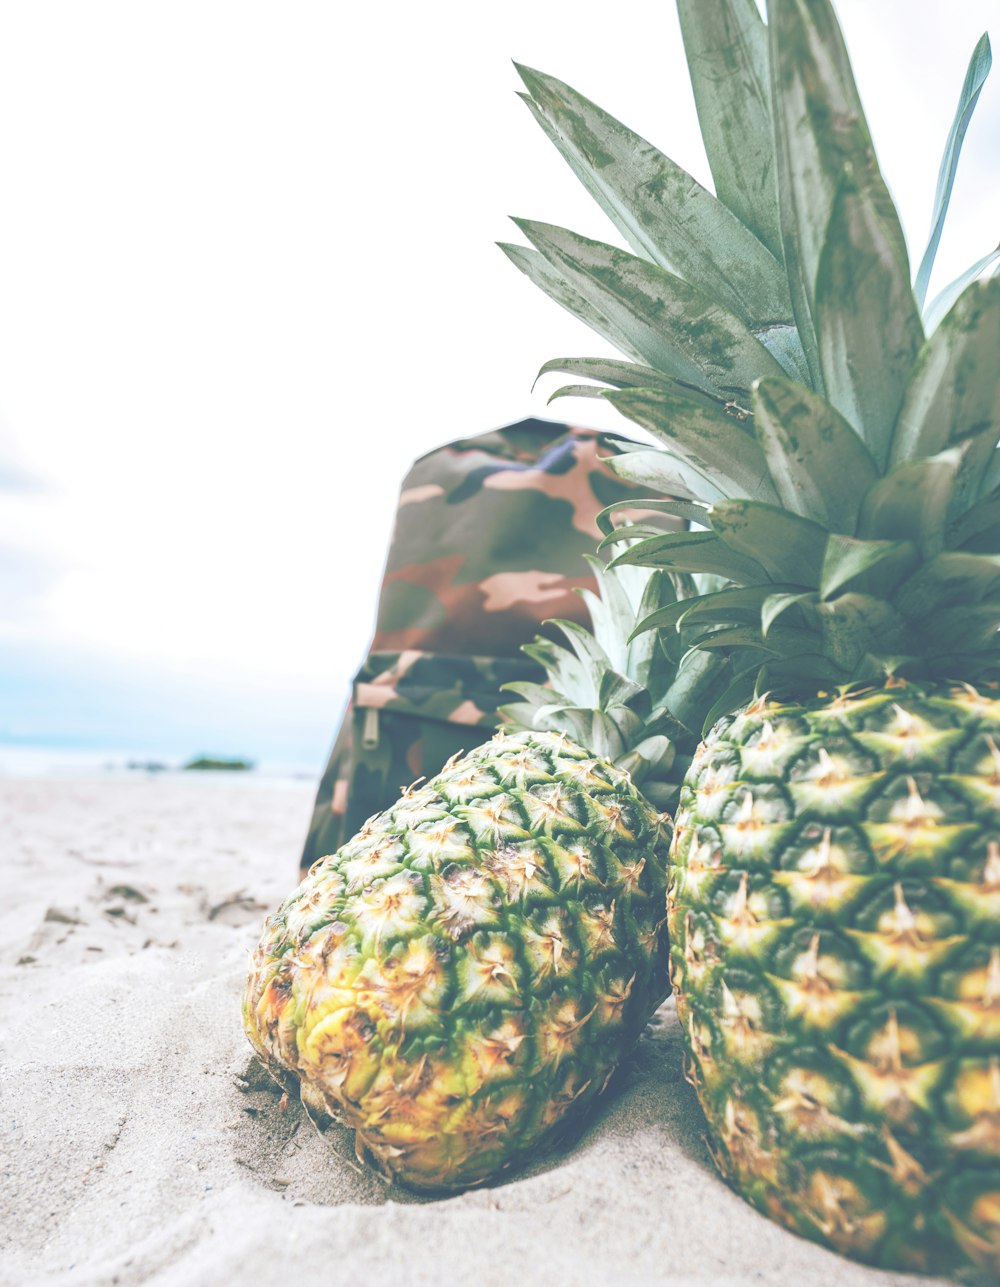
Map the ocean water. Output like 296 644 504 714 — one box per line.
0 742 320 784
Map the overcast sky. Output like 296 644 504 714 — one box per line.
0 0 997 768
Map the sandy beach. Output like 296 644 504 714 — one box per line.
0 774 959 1286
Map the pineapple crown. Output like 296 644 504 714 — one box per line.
500 548 729 805
502 0 1000 722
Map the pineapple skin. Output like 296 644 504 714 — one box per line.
244 728 671 1191
669 680 1000 1275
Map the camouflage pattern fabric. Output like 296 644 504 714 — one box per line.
300 417 666 872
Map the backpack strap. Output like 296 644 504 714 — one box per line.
301 650 542 868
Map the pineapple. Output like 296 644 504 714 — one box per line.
506 0 999 1272
244 555 725 1191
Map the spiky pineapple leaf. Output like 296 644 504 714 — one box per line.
606 444 725 504
949 490 1000 550
768 0 911 392
761 589 815 635
814 593 909 671
567 708 617 756
921 602 1000 653
676 0 782 259
631 566 685 697
611 529 770 582
889 277 1000 509
813 176 924 468
515 64 791 327
498 242 646 361
914 33 993 309
502 679 568 712
857 450 963 556
553 617 615 688
820 534 919 600
596 497 710 538
546 383 617 405
689 624 819 658
536 357 679 392
660 646 732 737
515 651 587 706
752 376 878 533
699 665 765 734
756 324 811 386
632 584 795 636
511 220 789 395
597 523 682 553
924 244 1000 333
895 551 1000 621
577 553 644 675
603 385 779 503
709 499 827 584
597 668 648 713
959 522 1000 555
618 733 675 785
981 449 1000 500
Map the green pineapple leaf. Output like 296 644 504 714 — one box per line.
755 323 812 386
617 733 676 786
579 552 643 674
761 589 815 635
552 618 616 694
924 243 1000 333
516 649 587 705
857 450 964 556
597 497 710 537
894 551 1000 620
889 277 1000 509
699 665 766 734
688 624 818 658
603 385 779 503
813 174 924 469
914 33 993 310
752 376 878 533
597 491 705 532
920 602 1000 653
949 491 1000 550
630 566 683 696
709 499 828 583
606 443 725 504
661 646 732 736
510 219 790 394
515 64 792 328
981 449 1000 498
545 383 617 405
814 593 909 671
631 584 793 636
676 0 782 259
820 534 919 600
597 668 648 713
498 242 647 362
768 0 911 392
611 529 769 582
536 356 679 392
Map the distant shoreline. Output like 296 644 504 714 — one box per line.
0 743 318 781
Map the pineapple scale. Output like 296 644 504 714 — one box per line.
669 680 1000 1275
244 729 671 1191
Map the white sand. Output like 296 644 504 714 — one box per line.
0 775 957 1287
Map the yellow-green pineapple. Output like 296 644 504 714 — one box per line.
244 555 724 1190
506 0 999 1272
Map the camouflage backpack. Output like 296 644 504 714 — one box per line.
300 416 661 872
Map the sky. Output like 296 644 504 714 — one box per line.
0 0 998 772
